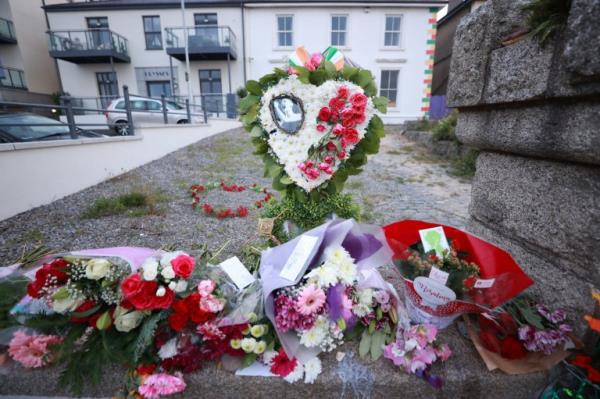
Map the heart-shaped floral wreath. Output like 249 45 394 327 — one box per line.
239 52 388 202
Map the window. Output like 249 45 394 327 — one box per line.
86 17 108 29
331 15 347 47
146 101 161 111
115 101 125 110
131 100 146 111
199 69 223 112
87 17 110 50
194 13 218 26
194 13 218 45
380 70 399 107
143 16 162 50
146 81 171 97
384 15 402 47
96 72 118 107
277 15 293 47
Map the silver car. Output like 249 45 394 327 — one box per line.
105 97 202 135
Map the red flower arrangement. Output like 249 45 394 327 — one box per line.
190 181 273 219
297 86 368 181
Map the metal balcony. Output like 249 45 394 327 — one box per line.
0 67 27 90
47 29 130 64
165 26 237 61
0 18 16 44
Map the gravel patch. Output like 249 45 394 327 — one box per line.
0 126 471 265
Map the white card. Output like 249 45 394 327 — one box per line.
474 278 495 289
235 361 276 377
428 266 449 285
419 226 450 257
279 235 319 281
219 256 255 290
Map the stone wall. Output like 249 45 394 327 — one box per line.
447 0 600 323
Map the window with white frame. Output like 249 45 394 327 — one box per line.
380 70 399 107
384 15 402 47
277 15 293 47
331 15 347 46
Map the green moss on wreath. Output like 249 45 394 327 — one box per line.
262 193 361 243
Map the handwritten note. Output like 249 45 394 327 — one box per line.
219 257 255 290
419 226 450 257
279 235 319 281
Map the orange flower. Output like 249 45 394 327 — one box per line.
584 315 600 333
592 290 600 304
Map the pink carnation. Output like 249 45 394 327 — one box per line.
199 294 225 313
8 330 62 368
138 372 186 399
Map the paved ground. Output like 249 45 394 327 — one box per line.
0 126 470 266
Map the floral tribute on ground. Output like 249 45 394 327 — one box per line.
190 182 273 219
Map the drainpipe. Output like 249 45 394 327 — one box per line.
41 0 64 94
240 1 247 84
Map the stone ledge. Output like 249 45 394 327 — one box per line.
469 152 600 285
455 102 600 166
7 136 142 151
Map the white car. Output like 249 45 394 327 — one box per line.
105 97 203 135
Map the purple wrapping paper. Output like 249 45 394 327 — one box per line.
259 218 399 363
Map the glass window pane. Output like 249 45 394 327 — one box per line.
143 17 152 32
286 16 292 30
332 16 339 30
278 17 285 31
392 32 399 46
152 17 161 32
389 71 399 88
384 32 392 46
339 16 347 30
339 32 346 46
278 32 285 46
381 71 389 88
331 32 337 45
385 17 393 31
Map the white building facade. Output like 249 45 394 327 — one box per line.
45 0 444 123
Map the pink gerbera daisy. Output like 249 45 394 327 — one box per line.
296 285 326 316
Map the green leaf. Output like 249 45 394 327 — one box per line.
376 306 383 320
242 353 258 368
368 319 376 334
267 163 283 178
369 115 385 138
95 311 112 330
71 304 101 319
246 80 262 96
295 66 310 84
309 69 328 86
370 330 385 361
280 175 294 185
364 80 378 97
238 94 259 114
342 66 358 80
133 310 168 363
241 104 258 126
359 330 371 358
323 60 337 77
373 96 389 114
354 70 373 88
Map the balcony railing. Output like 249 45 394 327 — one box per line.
47 29 130 64
165 26 237 61
0 18 16 43
0 67 27 90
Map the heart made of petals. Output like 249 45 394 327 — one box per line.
258 75 375 191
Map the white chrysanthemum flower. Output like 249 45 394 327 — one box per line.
284 362 304 383
337 260 358 285
305 263 338 288
326 246 353 266
352 303 371 318
262 350 278 366
358 288 374 306
303 357 322 384
300 325 326 348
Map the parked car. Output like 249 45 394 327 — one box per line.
0 113 107 143
105 97 202 135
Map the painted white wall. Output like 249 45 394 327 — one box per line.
244 5 433 123
0 119 241 221
47 7 245 99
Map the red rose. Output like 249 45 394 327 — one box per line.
316 124 326 133
342 127 359 145
332 124 344 136
237 206 249 217
26 279 45 298
169 311 189 332
353 112 366 125
329 97 345 112
326 141 337 151
500 336 527 359
148 287 175 309
121 273 144 299
318 107 331 122
128 280 158 310
479 330 501 354
171 254 195 278
337 86 349 99
349 93 367 108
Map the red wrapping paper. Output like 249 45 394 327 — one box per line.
384 220 534 317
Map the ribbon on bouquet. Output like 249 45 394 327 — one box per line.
288 46 345 71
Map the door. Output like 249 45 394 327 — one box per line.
96 72 118 108
199 69 222 114
144 99 165 124
129 99 153 125
194 13 218 47
86 17 110 50
146 81 172 98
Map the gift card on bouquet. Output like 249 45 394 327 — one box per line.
419 226 450 258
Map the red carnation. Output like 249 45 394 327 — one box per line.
316 124 326 133
203 203 214 214
499 336 527 359
26 279 45 298
169 311 189 332
171 254 195 278
136 364 157 375
148 287 175 309
342 127 359 145
318 107 332 122
121 273 145 298
269 348 298 377
329 97 345 112
237 206 249 217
